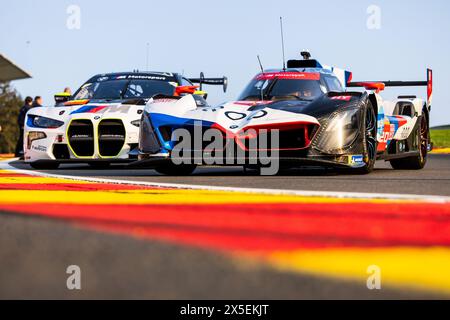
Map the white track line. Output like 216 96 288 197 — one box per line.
1 159 449 203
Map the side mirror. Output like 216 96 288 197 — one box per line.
54 92 71 104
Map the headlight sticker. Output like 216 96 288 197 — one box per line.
316 108 361 153
30 116 65 129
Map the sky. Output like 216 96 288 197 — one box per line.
1 0 449 126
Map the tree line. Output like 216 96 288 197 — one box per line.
0 82 23 153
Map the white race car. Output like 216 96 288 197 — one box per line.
24 71 227 169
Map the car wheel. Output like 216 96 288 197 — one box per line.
29 162 60 170
354 100 377 174
154 163 197 176
390 114 428 170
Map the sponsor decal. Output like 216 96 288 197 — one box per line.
256 72 320 81
70 105 108 115
377 115 409 150
151 98 178 104
70 105 134 115
377 122 394 152
379 123 395 143
349 154 364 165
117 74 169 81
32 145 47 153
331 96 352 101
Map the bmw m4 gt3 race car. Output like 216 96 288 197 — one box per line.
24 71 227 169
138 53 432 175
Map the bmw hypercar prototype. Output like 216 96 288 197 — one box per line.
24 71 227 169
138 54 432 175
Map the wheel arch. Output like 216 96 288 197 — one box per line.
367 93 379 117
422 102 430 129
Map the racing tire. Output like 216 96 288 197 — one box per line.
88 162 111 169
390 115 428 170
354 100 377 174
154 163 197 176
29 162 60 170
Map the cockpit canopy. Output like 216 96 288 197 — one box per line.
72 73 181 101
238 71 344 102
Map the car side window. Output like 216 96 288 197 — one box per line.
324 76 344 92
181 77 193 86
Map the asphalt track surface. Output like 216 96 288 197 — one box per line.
11 154 450 196
1 154 449 299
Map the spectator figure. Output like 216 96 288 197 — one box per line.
32 96 43 107
15 96 34 158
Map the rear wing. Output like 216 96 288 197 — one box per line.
347 69 433 107
189 72 228 92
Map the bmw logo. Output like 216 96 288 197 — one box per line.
94 116 101 120
229 125 238 129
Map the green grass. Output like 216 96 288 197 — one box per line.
431 125 450 130
431 129 450 148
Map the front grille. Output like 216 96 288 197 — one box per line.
98 119 125 157
67 120 94 157
236 124 318 151
161 125 228 152
162 123 318 155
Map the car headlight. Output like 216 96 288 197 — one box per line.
31 115 64 128
27 131 47 149
314 107 361 153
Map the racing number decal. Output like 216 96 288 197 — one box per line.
377 120 394 152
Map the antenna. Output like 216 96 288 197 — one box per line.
146 43 150 71
257 55 264 73
257 55 265 101
280 17 286 71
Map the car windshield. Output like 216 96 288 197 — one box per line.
72 79 176 101
238 73 327 101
